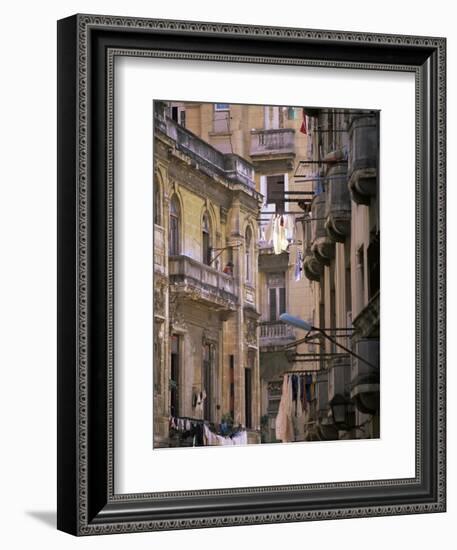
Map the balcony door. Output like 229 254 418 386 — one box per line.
170 335 180 417
264 105 280 130
202 212 212 266
268 272 286 322
169 195 181 256
203 343 215 421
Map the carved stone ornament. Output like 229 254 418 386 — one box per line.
153 277 167 318
245 318 258 346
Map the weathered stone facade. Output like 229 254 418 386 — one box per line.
153 104 262 447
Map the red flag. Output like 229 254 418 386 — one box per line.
299 108 308 134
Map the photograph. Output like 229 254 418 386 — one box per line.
153 100 380 448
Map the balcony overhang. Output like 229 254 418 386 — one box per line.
325 213 351 243
353 291 380 338
350 373 380 415
324 163 351 243
258 248 289 272
348 114 378 205
259 321 295 351
250 128 296 160
303 253 324 282
311 237 335 266
348 169 377 205
169 255 237 312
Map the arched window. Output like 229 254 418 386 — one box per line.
154 183 162 226
245 226 253 283
169 195 180 256
202 212 212 266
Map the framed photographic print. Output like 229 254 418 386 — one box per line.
57 14 446 535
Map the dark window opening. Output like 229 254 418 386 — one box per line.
279 287 286 316
202 213 212 266
330 262 336 352
179 110 186 127
169 196 180 256
268 273 286 322
357 245 365 306
367 231 380 299
170 335 180 417
266 175 285 214
269 288 277 321
203 343 214 421
245 367 252 429
229 355 235 420
154 184 161 226
245 227 252 282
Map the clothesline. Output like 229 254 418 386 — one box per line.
262 214 294 255
169 415 247 447
257 212 308 217
169 415 245 434
203 424 247 447
283 369 319 374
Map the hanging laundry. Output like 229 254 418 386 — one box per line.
259 224 266 242
313 172 324 196
275 375 294 442
272 215 284 254
300 375 307 411
264 215 275 244
272 215 289 254
192 390 206 414
284 214 295 242
231 430 248 445
300 108 308 134
305 374 313 402
203 424 247 446
295 250 303 281
263 214 296 254
275 372 317 443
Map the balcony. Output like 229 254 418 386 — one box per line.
302 215 324 282
303 244 324 282
353 290 380 338
168 255 237 311
348 115 378 205
310 193 335 266
259 321 295 349
258 245 289 272
158 115 256 189
250 128 295 160
325 163 351 243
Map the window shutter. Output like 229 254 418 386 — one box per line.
269 288 277 321
266 175 285 204
279 287 286 315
